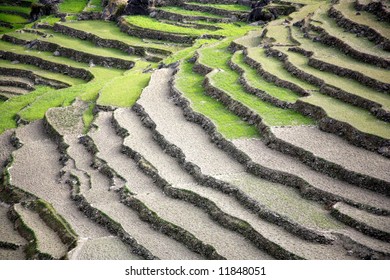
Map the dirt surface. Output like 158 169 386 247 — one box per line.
138 68 243 177
233 138 390 213
272 126 390 182
15 203 68 259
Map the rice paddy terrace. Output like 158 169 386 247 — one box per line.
0 0 389 260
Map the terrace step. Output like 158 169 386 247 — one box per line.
62 134 202 260
0 76 34 89
54 21 176 57
309 4 390 67
2 33 135 70
0 129 14 172
268 46 390 122
0 61 83 88
0 203 26 249
154 7 230 23
332 202 390 242
0 40 94 81
233 138 390 215
12 203 68 259
331 0 390 50
354 0 390 23
243 47 390 153
91 111 272 260
180 2 250 21
0 86 30 95
289 25 390 89
133 68 363 259
6 118 118 259
272 126 390 194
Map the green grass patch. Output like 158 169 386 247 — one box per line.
61 20 183 53
176 60 259 139
125 16 254 37
199 40 314 126
0 13 28 24
0 86 50 134
187 2 250 12
159 6 224 18
97 61 154 107
59 0 89 13
304 92 390 139
0 60 86 86
0 5 30 14
246 47 317 90
163 38 216 65
276 46 390 110
8 29 140 62
82 102 95 133
232 51 301 103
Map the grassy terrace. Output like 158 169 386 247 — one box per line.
247 46 390 138
97 60 155 107
8 29 140 62
0 60 86 86
231 51 301 103
124 16 254 37
290 26 390 84
199 40 314 126
0 5 30 14
159 6 224 18
186 2 251 12
59 0 89 13
247 47 317 91
335 0 390 40
0 13 28 24
176 58 259 139
0 86 51 133
275 47 390 111
60 20 183 53
311 4 389 60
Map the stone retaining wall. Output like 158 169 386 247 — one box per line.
154 9 231 23
266 47 390 122
180 3 249 21
0 49 93 81
309 24 390 69
328 6 390 51
118 18 212 44
354 0 390 23
2 34 135 70
53 23 147 56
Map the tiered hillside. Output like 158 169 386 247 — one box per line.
0 0 389 260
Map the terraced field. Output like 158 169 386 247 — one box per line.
0 0 389 260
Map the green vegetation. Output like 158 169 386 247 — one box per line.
199 40 314 126
231 51 301 103
59 0 89 13
187 2 250 12
159 6 224 18
176 60 259 139
0 60 86 86
0 13 28 24
275 46 390 110
83 103 95 133
61 20 183 53
97 61 154 107
0 5 30 14
289 26 390 84
125 15 254 37
8 29 140 62
0 86 50 133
